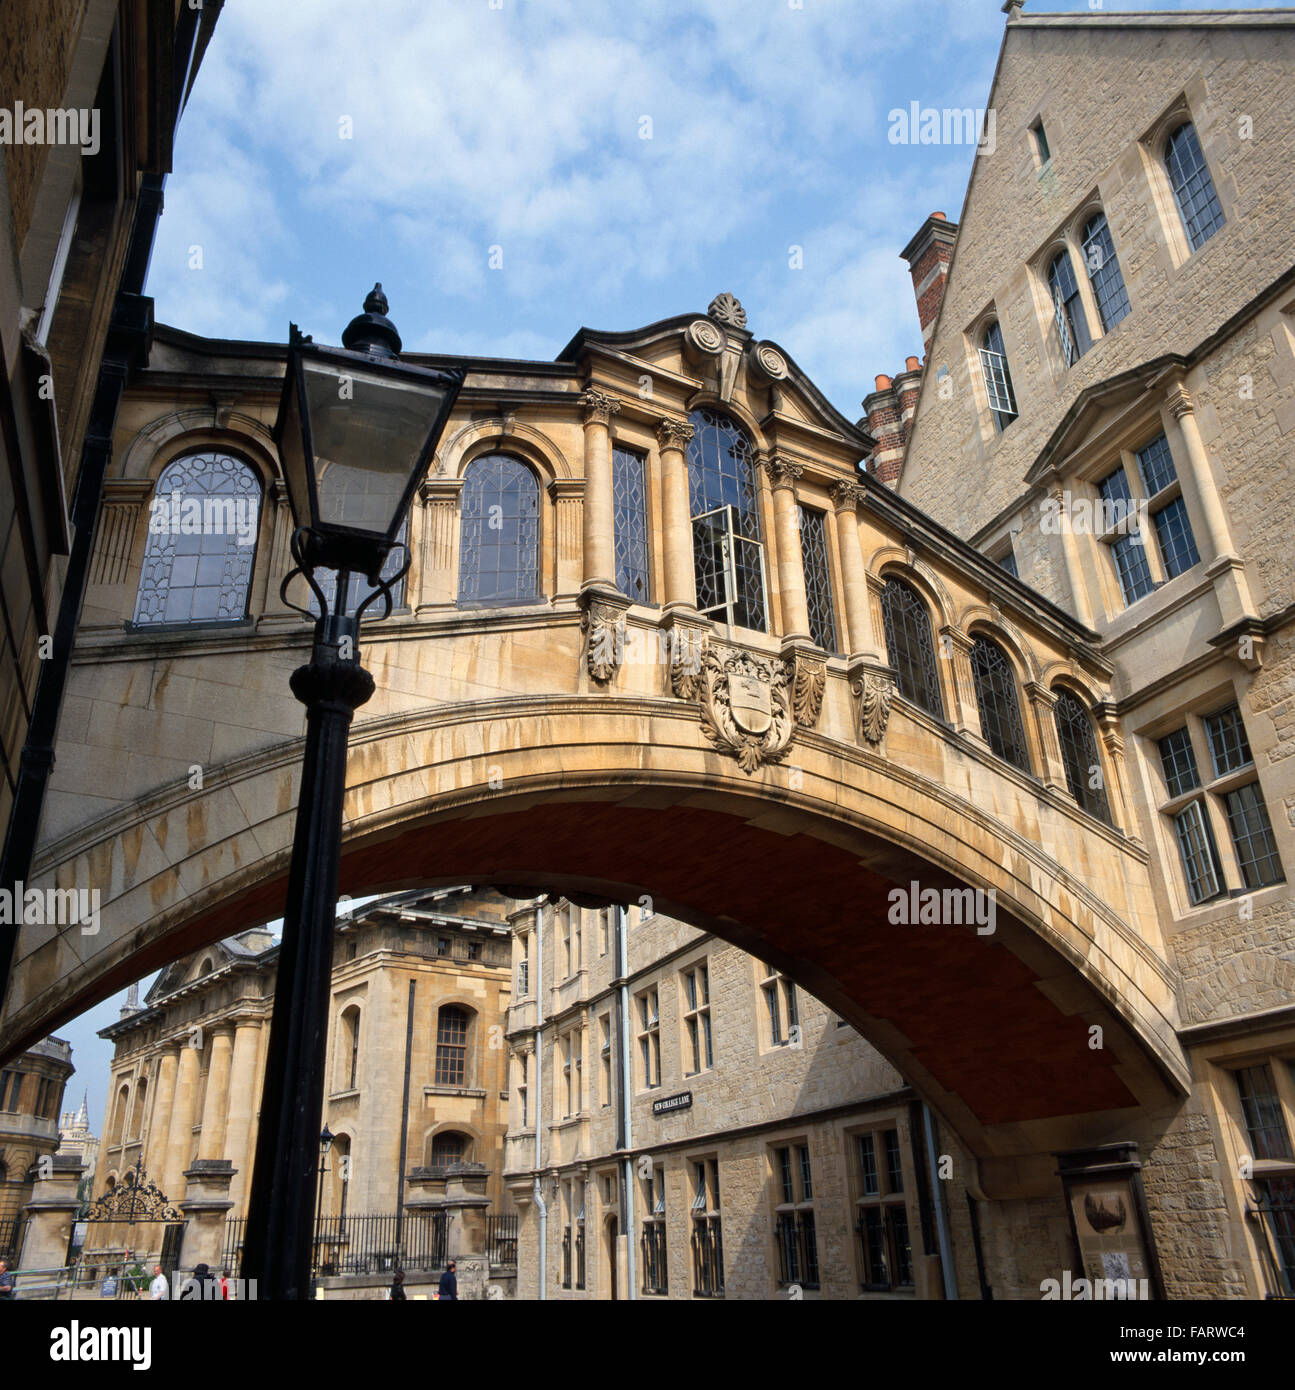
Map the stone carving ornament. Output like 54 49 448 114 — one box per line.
707 292 747 330
581 594 627 685
791 654 827 728
697 645 795 774
852 668 896 746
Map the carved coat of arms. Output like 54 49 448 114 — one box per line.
698 647 794 773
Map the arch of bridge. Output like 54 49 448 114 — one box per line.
3 683 1186 1164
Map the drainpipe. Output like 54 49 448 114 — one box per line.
533 900 546 1300
617 904 636 1300
923 1103 959 1301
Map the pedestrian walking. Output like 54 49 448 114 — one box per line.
437 1259 457 1301
0 1258 15 1300
388 1269 406 1301
179 1262 219 1300
149 1264 169 1301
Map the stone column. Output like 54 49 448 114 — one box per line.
415 477 464 612
197 1027 234 1160
145 1046 180 1182
89 479 151 588
1095 702 1135 837
656 418 696 612
18 1155 83 1281
548 479 586 602
1025 681 1067 793
261 481 297 619
761 454 810 644
162 1040 201 1201
178 1160 237 1276
1165 380 1256 631
581 388 621 594
223 1021 262 1212
1047 482 1094 627
831 481 881 660
941 626 981 739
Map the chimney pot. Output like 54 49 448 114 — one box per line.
905 356 921 372
875 374 892 391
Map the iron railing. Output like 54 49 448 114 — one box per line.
223 1211 447 1278
486 1212 517 1268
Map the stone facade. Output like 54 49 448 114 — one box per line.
890 6 1295 1300
0 1036 72 1226
504 898 989 1300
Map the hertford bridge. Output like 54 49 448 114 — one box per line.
0 294 1202 1288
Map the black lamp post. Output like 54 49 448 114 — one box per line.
312 1124 334 1291
240 287 463 1301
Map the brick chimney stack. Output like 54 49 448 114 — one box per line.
863 357 925 488
900 211 958 351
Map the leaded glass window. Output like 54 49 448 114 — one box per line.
1053 689 1112 824
798 505 837 651
1152 497 1200 578
1136 434 1177 496
309 519 408 616
457 454 539 605
970 636 1031 773
1048 249 1091 364
1236 1066 1294 1162
1172 800 1224 904
1205 704 1252 777
979 322 1017 431
1158 727 1200 798
1082 212 1131 331
687 409 766 632
1111 533 1155 605
1166 122 1224 251
612 446 650 602
1224 783 1285 890
134 452 262 625
880 578 943 719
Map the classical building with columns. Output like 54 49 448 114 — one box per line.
86 887 516 1277
0 1037 73 1231
870 5 1295 1298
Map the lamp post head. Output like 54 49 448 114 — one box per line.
320 1125 335 1154
341 283 402 358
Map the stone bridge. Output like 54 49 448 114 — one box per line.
1 294 1189 1203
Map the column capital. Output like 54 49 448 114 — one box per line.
580 388 622 426
938 623 975 654
759 453 805 490
1167 382 1194 419
547 477 585 503
655 417 694 452
419 475 464 503
830 479 865 512
1024 679 1059 711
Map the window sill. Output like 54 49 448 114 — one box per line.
328 1089 360 1101
123 617 254 637
422 1085 486 1099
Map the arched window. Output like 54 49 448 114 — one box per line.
1053 689 1112 824
428 1131 469 1169
1047 250 1090 365
434 1006 470 1087
880 578 944 719
458 455 539 605
1081 212 1130 331
1165 122 1224 251
686 408 767 631
111 1084 129 1146
978 322 1017 431
970 636 1031 773
339 1006 361 1091
134 452 261 625
130 1077 147 1141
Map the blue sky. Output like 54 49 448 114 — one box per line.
59 0 1287 1136
143 0 1283 420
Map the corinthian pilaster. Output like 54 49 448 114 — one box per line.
416 476 464 611
656 418 696 612
581 388 621 594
